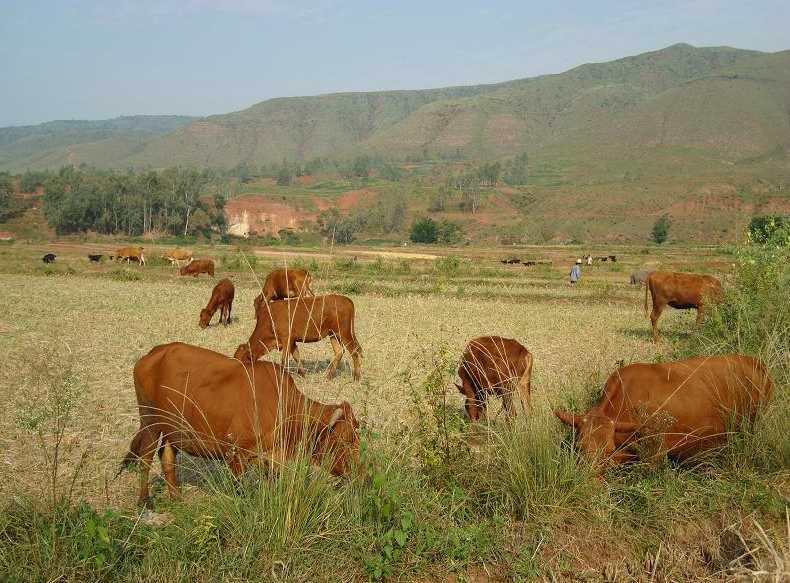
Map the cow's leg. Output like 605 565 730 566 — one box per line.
695 305 705 327
326 336 344 379
291 344 306 377
339 330 362 381
501 388 515 418
650 302 665 343
225 301 232 325
134 428 159 508
160 441 179 500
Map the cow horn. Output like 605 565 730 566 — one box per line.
613 420 640 433
327 407 345 429
554 409 582 428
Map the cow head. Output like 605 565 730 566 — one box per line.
316 401 360 476
554 409 639 465
199 308 212 329
455 381 485 421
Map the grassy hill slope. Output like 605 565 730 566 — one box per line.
0 116 196 171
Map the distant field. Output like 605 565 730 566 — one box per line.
0 241 786 581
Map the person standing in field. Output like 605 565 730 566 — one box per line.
569 259 582 285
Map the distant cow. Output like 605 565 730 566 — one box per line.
555 354 772 466
114 246 145 266
522 261 537 267
500 258 521 265
608 255 617 262
121 342 360 507
200 278 235 328
629 269 654 286
254 268 314 311
235 294 362 381
88 254 103 263
594 256 609 263
645 271 722 342
42 253 56 263
456 336 533 421
180 259 214 278
162 248 193 267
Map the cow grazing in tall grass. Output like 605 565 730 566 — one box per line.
253 268 314 311
555 354 772 466
235 294 362 381
199 278 234 328
121 343 360 508
456 336 533 421
114 246 146 266
180 258 214 277
645 271 722 341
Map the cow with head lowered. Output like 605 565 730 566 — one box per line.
114 246 146 266
555 354 772 467
456 336 533 421
121 342 360 508
199 278 234 328
644 271 722 342
180 258 214 277
253 268 314 311
235 294 362 381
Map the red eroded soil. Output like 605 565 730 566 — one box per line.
224 194 318 237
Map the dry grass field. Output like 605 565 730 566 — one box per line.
0 241 787 582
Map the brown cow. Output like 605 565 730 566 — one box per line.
121 343 360 507
180 258 215 277
555 354 772 466
645 271 722 341
456 336 533 421
199 278 235 328
115 246 145 266
234 294 362 381
162 248 193 267
254 268 314 311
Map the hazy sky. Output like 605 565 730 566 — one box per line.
1 0 787 126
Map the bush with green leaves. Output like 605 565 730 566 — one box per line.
410 217 438 243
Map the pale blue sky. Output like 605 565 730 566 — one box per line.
1 0 787 126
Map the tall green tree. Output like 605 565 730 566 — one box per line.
651 214 671 244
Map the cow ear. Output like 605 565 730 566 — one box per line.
554 409 582 428
327 407 344 429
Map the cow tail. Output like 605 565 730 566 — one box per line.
644 276 651 318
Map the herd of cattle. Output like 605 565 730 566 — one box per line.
40 247 766 508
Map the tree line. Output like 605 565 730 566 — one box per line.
38 166 227 237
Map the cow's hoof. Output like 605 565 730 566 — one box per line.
137 497 154 510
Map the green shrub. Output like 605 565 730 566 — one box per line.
104 268 141 282
434 255 462 275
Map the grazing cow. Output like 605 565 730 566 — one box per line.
121 343 360 507
88 254 103 262
180 259 215 278
162 248 193 267
629 269 654 286
42 253 56 264
115 246 146 266
555 354 772 466
235 294 362 381
199 278 235 328
254 268 314 310
645 271 722 342
456 336 533 421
